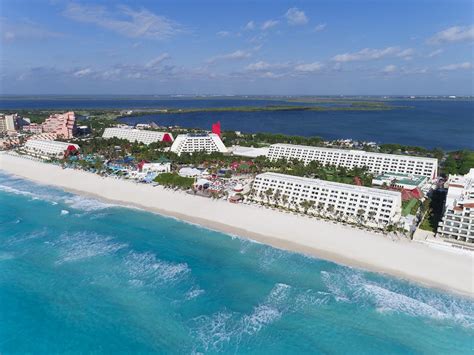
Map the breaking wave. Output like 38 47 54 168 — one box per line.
63 195 115 212
191 283 297 352
321 269 474 328
53 231 127 264
185 287 205 300
0 176 116 214
124 251 190 287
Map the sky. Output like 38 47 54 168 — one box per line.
0 0 473 95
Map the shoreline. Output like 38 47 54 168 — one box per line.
1 153 473 298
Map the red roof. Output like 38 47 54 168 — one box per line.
162 133 173 142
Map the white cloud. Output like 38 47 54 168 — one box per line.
1 18 64 42
216 31 230 38
439 62 472 71
261 20 279 31
397 48 414 59
428 25 474 44
295 62 323 72
73 68 93 77
427 49 443 58
244 61 292 72
207 50 251 63
63 3 184 40
382 64 397 74
244 21 255 30
145 53 171 68
245 61 272 71
285 8 308 26
313 23 327 32
332 47 411 62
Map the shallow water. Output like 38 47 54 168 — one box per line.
0 172 473 353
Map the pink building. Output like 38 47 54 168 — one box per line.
41 111 76 139
22 123 43 134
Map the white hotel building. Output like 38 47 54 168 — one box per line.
251 172 402 227
23 140 79 159
102 127 173 145
267 144 438 178
170 133 227 155
437 169 474 246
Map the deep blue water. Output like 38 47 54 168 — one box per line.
120 100 474 151
0 172 473 353
0 97 472 150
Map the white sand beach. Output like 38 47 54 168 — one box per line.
1 153 473 297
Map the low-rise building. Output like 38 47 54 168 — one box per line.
102 127 173 144
251 172 402 228
437 169 474 246
372 172 429 190
140 162 171 174
230 145 269 158
171 133 227 155
179 167 205 178
27 133 57 141
0 137 20 150
267 143 438 178
22 123 43 134
23 140 79 159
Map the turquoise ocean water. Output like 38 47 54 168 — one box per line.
0 171 473 353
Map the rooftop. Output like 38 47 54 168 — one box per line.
270 143 438 162
257 172 401 198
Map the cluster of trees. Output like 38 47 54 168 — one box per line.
267 158 373 186
420 189 447 232
442 150 474 176
378 143 444 160
153 173 194 189
222 132 323 148
72 137 172 162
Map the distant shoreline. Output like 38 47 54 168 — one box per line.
1 153 472 298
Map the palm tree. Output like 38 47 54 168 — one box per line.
264 188 274 204
317 202 325 217
281 194 289 208
327 205 335 219
357 208 366 224
273 189 282 206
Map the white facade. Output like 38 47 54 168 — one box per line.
102 128 173 145
0 114 17 133
267 144 438 178
23 140 79 159
231 145 269 158
178 167 203 177
251 172 402 227
170 133 227 155
437 169 474 245
141 162 171 174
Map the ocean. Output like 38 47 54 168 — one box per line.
1 172 473 353
0 97 472 150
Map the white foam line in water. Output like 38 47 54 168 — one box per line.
320 269 474 328
191 283 296 353
54 231 127 264
124 251 190 286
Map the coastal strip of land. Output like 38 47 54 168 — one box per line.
1 153 472 297
117 102 400 117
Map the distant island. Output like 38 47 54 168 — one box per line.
116 102 403 117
